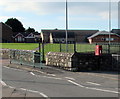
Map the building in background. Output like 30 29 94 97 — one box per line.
111 29 120 35
13 32 41 43
88 31 120 44
0 22 13 43
41 29 99 43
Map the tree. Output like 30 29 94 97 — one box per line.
26 27 35 33
5 18 25 33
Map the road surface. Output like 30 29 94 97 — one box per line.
2 64 119 98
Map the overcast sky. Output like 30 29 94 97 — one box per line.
0 0 119 32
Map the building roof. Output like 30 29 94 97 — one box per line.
88 31 120 39
41 29 99 36
111 29 120 35
51 31 75 38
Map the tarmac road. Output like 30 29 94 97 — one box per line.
2 62 119 98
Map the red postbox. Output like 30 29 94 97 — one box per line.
95 45 102 56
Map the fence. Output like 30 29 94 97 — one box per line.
101 44 120 54
111 54 120 71
9 49 44 68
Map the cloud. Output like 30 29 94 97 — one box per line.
0 1 118 20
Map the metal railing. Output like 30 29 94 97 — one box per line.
9 49 44 68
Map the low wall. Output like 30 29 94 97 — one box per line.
0 49 10 59
46 52 119 71
1 49 40 63
46 52 78 71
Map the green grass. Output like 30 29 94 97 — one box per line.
43 43 95 55
1 43 95 53
1 43 38 50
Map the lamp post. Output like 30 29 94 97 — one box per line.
108 0 111 53
65 0 68 52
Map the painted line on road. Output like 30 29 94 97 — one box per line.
40 92 49 98
0 81 7 86
87 82 101 86
67 80 119 94
30 72 62 80
20 88 49 98
3 66 23 72
86 87 119 94
47 74 56 76
43 76 62 80
34 69 56 77
68 80 84 88
65 77 75 80
30 72 35 76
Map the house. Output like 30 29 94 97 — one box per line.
0 22 13 43
13 32 41 43
13 33 26 43
41 29 99 43
111 29 120 35
25 32 41 43
88 31 120 44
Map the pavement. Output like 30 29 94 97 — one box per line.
1 59 119 98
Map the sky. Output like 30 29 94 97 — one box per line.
0 0 119 33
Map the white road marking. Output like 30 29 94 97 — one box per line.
65 77 75 80
3 66 23 72
86 87 119 94
30 72 35 76
68 80 84 88
20 88 27 91
43 76 62 80
8 86 15 89
87 82 101 86
20 88 48 98
47 74 56 76
30 72 62 80
39 92 48 98
0 81 7 86
68 80 119 94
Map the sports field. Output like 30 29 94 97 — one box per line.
1 43 95 54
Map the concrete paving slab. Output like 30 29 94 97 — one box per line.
10 89 26 97
2 86 14 97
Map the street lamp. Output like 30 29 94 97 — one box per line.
65 0 68 52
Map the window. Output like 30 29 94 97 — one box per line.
101 38 105 41
105 38 114 41
18 36 22 42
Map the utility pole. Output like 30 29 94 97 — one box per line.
108 0 111 53
65 0 68 52
109 0 111 45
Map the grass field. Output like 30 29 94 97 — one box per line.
42 43 95 56
1 43 95 54
1 43 38 50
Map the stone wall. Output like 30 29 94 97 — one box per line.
0 49 10 59
46 52 119 71
1 49 40 63
46 52 78 71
